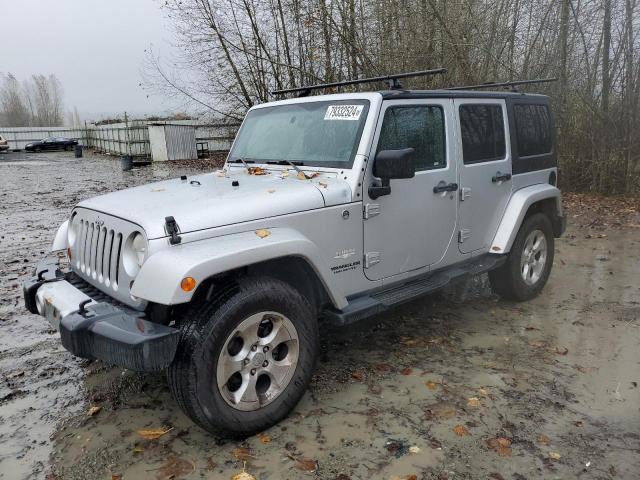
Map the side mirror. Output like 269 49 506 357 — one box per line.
369 148 416 199
373 148 416 179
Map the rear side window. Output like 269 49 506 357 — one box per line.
459 104 506 164
377 105 446 171
514 104 552 157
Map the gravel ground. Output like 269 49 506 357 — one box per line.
0 150 638 480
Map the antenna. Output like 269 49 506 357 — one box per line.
447 78 558 92
271 68 447 97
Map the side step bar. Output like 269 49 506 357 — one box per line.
323 254 506 326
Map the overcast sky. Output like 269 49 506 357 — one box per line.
1 0 178 119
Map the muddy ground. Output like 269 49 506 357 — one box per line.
1 150 638 480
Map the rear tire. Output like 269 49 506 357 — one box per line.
167 276 318 437
489 212 554 301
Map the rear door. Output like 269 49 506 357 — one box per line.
455 99 512 254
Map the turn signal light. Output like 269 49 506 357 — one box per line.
181 277 197 292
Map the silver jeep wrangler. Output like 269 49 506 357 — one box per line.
24 77 565 436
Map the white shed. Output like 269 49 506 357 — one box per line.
148 124 198 162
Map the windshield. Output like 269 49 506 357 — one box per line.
229 100 370 168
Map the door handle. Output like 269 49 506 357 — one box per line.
492 172 512 183
433 182 458 193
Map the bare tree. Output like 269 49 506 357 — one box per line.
146 0 640 194
0 73 31 127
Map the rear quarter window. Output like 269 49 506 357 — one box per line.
459 104 506 164
514 104 552 157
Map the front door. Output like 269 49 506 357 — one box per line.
455 99 512 254
363 100 458 281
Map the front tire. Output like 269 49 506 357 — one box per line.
489 212 555 301
168 276 318 437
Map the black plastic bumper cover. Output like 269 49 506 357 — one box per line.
23 256 179 372
59 303 179 371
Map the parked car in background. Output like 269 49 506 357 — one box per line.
0 135 10 152
25 137 78 152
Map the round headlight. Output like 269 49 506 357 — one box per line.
123 232 147 276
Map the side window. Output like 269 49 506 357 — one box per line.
377 105 446 171
459 104 506 164
514 104 552 157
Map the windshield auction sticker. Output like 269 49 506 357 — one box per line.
324 105 364 120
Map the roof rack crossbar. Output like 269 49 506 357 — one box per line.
446 77 558 91
271 68 447 97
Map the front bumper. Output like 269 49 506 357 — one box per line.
23 255 179 371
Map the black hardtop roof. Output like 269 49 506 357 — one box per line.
379 89 550 100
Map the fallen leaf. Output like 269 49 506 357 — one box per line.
136 427 173 440
233 447 254 461
231 471 256 480
489 474 505 480
409 446 421 454
111 475 122 480
400 367 413 376
351 370 365 382
524 325 539 331
549 451 561 460
555 346 569 355
453 424 470 436
256 432 271 444
156 456 194 479
294 458 317 472
478 388 489 396
87 405 102 417
318 181 328 188
467 397 481 408
529 340 545 348
133 446 144 455
487 437 512 456
399 336 419 346
255 229 271 239
426 380 439 390
537 434 551 445
424 402 457 419
247 166 269 175
574 420 584 427
373 363 393 372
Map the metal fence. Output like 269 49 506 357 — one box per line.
0 121 239 158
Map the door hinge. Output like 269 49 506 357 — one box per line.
363 203 381 219
364 252 381 268
460 187 472 201
458 229 471 243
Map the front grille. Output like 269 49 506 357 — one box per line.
77 220 122 289
69 208 145 310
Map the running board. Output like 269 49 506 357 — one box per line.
323 254 505 326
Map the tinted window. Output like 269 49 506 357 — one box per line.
459 104 505 164
377 105 446 171
514 104 552 157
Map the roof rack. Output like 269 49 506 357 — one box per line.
447 77 558 92
271 68 447 97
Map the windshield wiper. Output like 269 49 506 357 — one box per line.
266 160 310 178
229 158 254 170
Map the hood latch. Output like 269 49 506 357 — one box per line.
165 216 182 245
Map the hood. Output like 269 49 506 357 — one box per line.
77 168 352 239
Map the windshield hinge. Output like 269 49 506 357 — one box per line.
165 216 182 245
